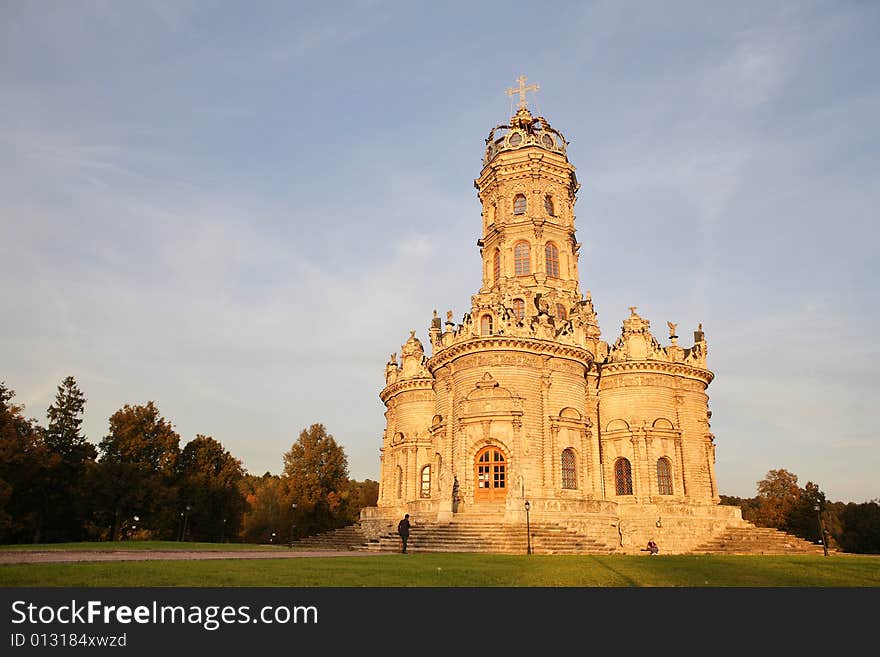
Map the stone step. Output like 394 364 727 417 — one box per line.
310 519 824 556
292 525 370 550
690 523 825 555
362 519 617 554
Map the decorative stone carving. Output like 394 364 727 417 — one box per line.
384 353 399 385
398 330 431 380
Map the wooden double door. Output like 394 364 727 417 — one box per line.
474 446 506 502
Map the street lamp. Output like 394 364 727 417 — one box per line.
270 532 276 544
524 500 532 555
814 504 829 557
182 505 191 542
178 511 185 541
289 503 297 548
220 518 227 544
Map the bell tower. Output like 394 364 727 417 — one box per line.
472 76 585 327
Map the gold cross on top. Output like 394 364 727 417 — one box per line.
506 75 539 110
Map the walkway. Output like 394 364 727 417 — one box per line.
0 549 381 565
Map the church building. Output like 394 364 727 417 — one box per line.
357 78 790 554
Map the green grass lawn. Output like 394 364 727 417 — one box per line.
1 553 878 587
0 541 282 552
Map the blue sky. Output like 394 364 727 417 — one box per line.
1 1 877 502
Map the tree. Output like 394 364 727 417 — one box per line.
177 435 247 542
94 402 180 540
0 382 55 543
46 376 89 457
283 423 349 536
351 478 379 510
753 468 802 530
239 473 287 543
837 500 880 554
336 479 380 526
44 376 97 541
786 481 828 543
719 494 761 524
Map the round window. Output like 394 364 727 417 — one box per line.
509 131 523 147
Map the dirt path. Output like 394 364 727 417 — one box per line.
0 550 380 564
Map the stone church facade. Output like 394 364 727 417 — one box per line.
359 84 749 553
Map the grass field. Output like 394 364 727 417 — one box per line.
1 552 878 587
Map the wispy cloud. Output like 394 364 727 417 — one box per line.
1 0 878 500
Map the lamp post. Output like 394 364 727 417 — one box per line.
815 504 829 557
178 511 184 541
289 503 297 548
524 500 532 555
182 505 191 542
220 518 226 544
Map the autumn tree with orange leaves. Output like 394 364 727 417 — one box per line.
282 423 349 537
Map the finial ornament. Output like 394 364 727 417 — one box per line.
506 75 539 110
629 306 638 315
667 321 678 338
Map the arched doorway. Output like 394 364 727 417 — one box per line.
474 446 507 502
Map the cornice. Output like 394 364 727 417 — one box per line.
427 336 594 373
600 360 715 385
379 377 435 403
477 167 573 192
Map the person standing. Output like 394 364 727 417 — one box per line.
397 514 412 553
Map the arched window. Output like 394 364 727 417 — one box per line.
420 465 431 498
657 457 673 495
396 465 403 499
513 194 527 215
544 195 555 216
561 448 577 489
512 299 525 321
556 303 567 320
545 242 560 278
480 314 493 336
614 458 633 495
493 249 501 286
514 242 531 276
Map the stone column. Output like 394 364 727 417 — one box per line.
645 434 655 501
706 437 718 500
630 434 641 500
580 427 591 496
675 436 688 498
541 368 552 493
512 415 523 503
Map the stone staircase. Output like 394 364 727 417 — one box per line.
356 518 616 555
690 525 827 555
291 518 826 556
292 524 370 551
